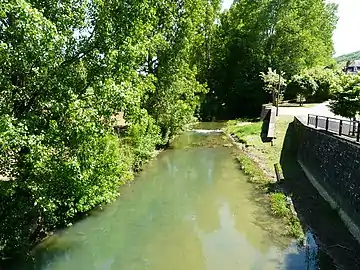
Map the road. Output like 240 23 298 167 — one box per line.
278 101 342 119
278 101 356 137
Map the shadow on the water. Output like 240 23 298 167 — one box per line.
281 230 340 270
2 233 77 270
277 121 360 269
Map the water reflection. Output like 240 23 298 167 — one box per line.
194 202 282 270
17 132 330 270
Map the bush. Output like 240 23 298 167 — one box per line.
0 0 209 260
125 112 162 169
285 67 340 103
329 73 360 118
0 108 136 257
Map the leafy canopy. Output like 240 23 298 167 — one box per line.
200 0 337 119
0 0 217 259
330 74 360 119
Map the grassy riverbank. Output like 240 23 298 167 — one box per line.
225 116 304 239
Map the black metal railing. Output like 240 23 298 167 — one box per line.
307 114 360 142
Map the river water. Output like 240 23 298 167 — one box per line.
18 129 332 270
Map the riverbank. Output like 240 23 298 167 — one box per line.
225 116 360 269
0 131 167 264
224 117 304 239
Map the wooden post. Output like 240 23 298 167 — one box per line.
315 115 318 128
307 114 310 125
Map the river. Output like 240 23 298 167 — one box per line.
17 128 333 269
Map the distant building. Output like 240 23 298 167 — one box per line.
344 60 360 74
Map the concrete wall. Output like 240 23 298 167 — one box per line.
260 104 272 121
294 117 360 242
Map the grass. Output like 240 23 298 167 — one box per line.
270 193 290 217
269 192 303 238
226 121 262 143
300 103 319 108
226 116 294 178
236 151 268 186
226 116 305 239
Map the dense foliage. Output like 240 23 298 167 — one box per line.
285 67 341 103
0 0 219 259
201 0 337 119
330 74 360 118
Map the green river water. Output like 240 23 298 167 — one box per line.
17 129 331 270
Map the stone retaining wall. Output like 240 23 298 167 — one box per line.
294 117 360 241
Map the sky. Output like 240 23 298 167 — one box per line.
330 0 360 56
221 0 360 57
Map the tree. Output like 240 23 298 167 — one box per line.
329 74 360 119
200 0 338 119
285 67 341 104
264 0 338 74
260 68 286 106
289 74 318 106
141 0 212 141
0 0 212 258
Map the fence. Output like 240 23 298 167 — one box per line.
307 114 360 142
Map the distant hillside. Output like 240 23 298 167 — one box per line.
335 51 360 63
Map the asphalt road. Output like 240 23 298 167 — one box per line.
278 101 357 138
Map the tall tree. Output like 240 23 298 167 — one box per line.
200 0 338 119
0 0 212 258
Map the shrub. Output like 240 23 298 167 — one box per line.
285 67 340 103
329 73 360 118
0 109 135 257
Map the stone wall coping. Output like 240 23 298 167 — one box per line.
294 115 360 149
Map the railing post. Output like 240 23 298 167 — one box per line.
315 115 318 128
357 121 360 142
339 120 343 136
353 118 356 136
325 117 329 131
307 114 310 125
